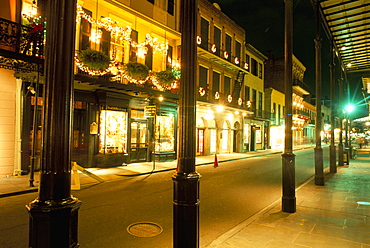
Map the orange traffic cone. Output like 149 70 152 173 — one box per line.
214 154 218 168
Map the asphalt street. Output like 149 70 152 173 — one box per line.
0 148 328 247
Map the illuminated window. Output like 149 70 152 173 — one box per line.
155 115 175 152
99 110 128 154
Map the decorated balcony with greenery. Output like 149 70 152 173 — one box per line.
0 16 45 63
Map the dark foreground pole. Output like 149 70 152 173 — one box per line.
314 0 324 186
282 0 296 213
338 73 344 166
329 40 337 173
172 0 200 247
26 1 81 247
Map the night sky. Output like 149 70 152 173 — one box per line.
208 0 368 118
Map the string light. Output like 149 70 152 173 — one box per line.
76 5 168 54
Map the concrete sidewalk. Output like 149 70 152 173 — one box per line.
206 149 370 248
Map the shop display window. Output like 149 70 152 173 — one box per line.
99 110 128 154
155 115 174 152
255 125 262 144
210 129 217 153
243 123 249 144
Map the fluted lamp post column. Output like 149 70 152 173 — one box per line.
172 0 201 247
26 1 81 247
282 0 296 213
329 40 336 173
338 75 344 166
314 0 324 186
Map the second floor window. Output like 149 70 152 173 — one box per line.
235 41 241 64
145 45 153 70
166 45 173 67
212 71 220 96
79 8 92 51
245 54 250 71
129 30 138 62
199 66 208 99
245 86 250 102
258 91 263 110
200 17 209 50
224 76 231 98
251 58 258 76
252 89 257 109
225 34 232 62
214 26 221 56
101 29 111 56
168 0 174 15
258 63 263 79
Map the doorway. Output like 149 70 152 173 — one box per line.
196 128 205 155
130 121 148 162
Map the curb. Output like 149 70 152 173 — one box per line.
0 188 38 198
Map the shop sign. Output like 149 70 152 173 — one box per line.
144 106 156 117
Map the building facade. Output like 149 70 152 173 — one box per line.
264 87 285 149
265 53 316 147
0 0 272 176
196 1 269 155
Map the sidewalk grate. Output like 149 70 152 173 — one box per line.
127 222 163 237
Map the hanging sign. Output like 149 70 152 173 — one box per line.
144 106 156 118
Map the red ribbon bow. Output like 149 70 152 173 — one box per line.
29 23 43 34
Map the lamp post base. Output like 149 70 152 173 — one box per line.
329 144 337 173
314 147 325 186
338 143 344 166
27 197 81 248
282 153 296 213
172 172 201 248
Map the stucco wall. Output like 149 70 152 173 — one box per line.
0 68 16 176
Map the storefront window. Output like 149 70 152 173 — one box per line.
244 123 249 144
210 129 217 153
155 115 174 152
99 110 128 154
255 125 262 144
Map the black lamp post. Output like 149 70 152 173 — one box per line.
172 0 201 247
329 40 337 173
282 0 296 213
26 1 81 247
314 0 324 186
338 75 344 166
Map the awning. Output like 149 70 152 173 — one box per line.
318 0 370 73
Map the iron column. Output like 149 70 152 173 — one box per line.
172 0 201 247
26 0 81 247
282 0 296 213
329 40 336 173
338 75 344 166
314 0 324 186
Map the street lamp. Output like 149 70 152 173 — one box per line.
345 104 354 114
345 104 354 159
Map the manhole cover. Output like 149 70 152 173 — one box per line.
127 222 163 237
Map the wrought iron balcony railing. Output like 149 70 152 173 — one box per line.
0 17 44 59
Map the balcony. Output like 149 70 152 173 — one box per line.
0 18 44 72
197 42 247 74
252 109 271 120
292 79 310 95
